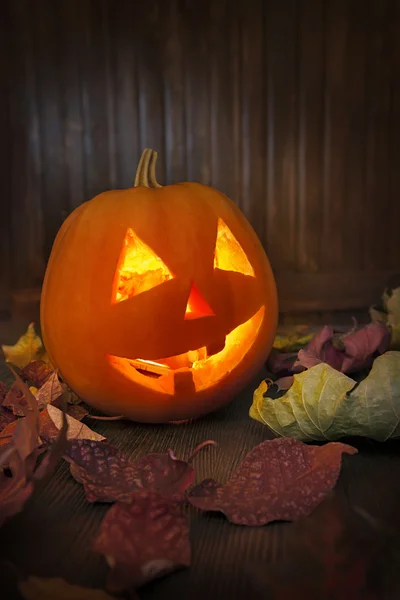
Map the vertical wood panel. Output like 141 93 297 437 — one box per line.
264 0 298 270
163 0 187 184
0 2 12 313
9 0 45 287
321 0 348 270
343 0 367 272
297 0 325 272
109 0 140 189
240 0 266 241
1 0 399 314
388 0 400 270
363 0 392 270
184 0 211 184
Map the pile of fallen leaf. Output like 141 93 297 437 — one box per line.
1 289 399 598
0 325 360 598
251 287 400 441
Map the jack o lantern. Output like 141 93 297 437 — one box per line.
40 149 278 422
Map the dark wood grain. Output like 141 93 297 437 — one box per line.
1 320 400 599
1 0 400 315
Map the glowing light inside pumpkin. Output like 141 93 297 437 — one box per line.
113 228 173 303
184 282 215 320
213 219 255 277
108 305 264 393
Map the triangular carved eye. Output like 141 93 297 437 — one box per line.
213 219 255 276
113 228 174 303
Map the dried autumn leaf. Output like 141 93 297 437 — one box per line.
0 381 8 402
251 352 400 441
44 405 105 442
266 349 300 375
1 323 51 369
19 360 54 387
34 371 63 410
370 287 400 350
2 382 38 417
65 404 89 421
0 405 17 433
93 491 190 591
273 326 315 351
19 576 117 600
296 323 390 374
65 439 214 503
187 438 356 526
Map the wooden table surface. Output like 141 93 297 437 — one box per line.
1 320 400 599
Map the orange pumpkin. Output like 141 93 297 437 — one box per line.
40 149 278 422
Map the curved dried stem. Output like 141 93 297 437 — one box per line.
134 148 163 188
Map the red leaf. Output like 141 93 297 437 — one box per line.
93 491 190 591
341 323 390 373
266 349 301 375
187 438 357 526
65 439 215 503
296 323 390 375
297 326 343 372
19 360 53 388
35 371 63 410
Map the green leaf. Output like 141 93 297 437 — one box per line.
250 352 400 442
18 577 117 600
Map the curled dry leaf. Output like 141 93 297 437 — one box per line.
19 576 117 600
187 437 357 526
19 360 54 388
251 352 400 441
0 405 17 433
296 323 390 375
0 381 8 402
1 323 51 369
273 326 315 352
42 405 105 443
370 287 400 349
266 349 299 375
34 371 63 410
65 439 215 503
93 491 190 591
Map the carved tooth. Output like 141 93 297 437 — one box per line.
206 338 226 357
174 370 195 395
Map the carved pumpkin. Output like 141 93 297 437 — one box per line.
40 149 278 422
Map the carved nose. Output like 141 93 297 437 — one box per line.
184 282 215 320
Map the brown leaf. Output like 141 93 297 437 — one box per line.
65 439 214 503
45 405 105 442
0 381 8 403
187 437 357 526
0 405 17 433
66 405 89 421
35 371 63 410
93 491 190 591
19 360 54 388
19 576 117 600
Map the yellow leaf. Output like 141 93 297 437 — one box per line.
1 323 53 369
273 325 315 352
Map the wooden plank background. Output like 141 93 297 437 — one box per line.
0 0 399 316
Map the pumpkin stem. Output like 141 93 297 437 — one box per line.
134 148 163 188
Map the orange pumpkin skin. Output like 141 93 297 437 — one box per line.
40 167 278 422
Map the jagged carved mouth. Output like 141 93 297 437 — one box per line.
107 306 265 393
